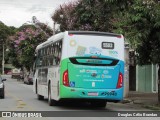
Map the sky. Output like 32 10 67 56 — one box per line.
0 0 75 28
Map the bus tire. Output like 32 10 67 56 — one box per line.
90 100 107 108
37 94 44 100
48 84 57 106
0 89 5 99
35 80 38 94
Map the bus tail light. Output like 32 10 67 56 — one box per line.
69 34 74 36
116 72 123 89
117 35 122 38
63 70 69 86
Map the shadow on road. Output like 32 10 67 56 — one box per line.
41 98 108 110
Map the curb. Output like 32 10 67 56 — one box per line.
121 99 160 110
142 105 160 111
121 99 133 104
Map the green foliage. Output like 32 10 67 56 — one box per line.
52 0 115 32
112 0 151 47
52 0 131 32
0 24 17 43
137 28 160 64
0 21 17 70
52 1 78 31
0 22 12 42
75 0 112 31
111 0 160 64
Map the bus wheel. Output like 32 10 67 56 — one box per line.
35 80 38 94
90 100 107 108
37 94 44 100
0 89 5 99
48 85 57 106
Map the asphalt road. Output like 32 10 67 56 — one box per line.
0 75 159 120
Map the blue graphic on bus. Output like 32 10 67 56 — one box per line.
89 47 102 56
69 81 75 87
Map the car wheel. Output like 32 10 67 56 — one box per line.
0 90 5 99
27 81 29 85
2 92 4 99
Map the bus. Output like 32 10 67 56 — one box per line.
33 31 125 107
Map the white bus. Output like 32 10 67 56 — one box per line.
33 31 125 107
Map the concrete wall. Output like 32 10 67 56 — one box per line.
124 44 129 97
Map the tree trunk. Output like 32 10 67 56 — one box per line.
158 64 160 104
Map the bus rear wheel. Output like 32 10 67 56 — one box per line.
37 94 44 100
48 85 57 106
90 100 107 108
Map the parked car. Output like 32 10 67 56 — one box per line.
0 76 6 99
11 68 21 79
24 72 33 85
17 70 24 81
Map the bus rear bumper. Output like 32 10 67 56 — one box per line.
60 86 124 101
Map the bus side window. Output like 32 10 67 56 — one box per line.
53 56 56 66
49 57 53 66
59 41 62 60
42 57 46 67
37 57 42 67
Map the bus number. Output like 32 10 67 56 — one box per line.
105 91 117 96
102 42 114 49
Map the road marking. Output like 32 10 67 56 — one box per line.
5 90 35 111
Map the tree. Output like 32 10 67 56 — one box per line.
8 23 52 71
52 1 78 32
51 0 127 32
0 21 16 73
111 0 160 103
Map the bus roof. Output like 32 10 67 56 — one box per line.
36 31 123 50
36 32 64 50
68 31 122 37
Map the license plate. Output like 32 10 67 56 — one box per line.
88 92 98 96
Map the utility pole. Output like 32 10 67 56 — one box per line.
2 43 4 75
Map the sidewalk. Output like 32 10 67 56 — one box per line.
122 91 160 110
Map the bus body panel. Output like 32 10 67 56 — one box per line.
60 86 124 100
34 33 64 101
62 32 124 61
68 63 120 89
59 32 125 101
48 67 60 100
60 58 124 101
